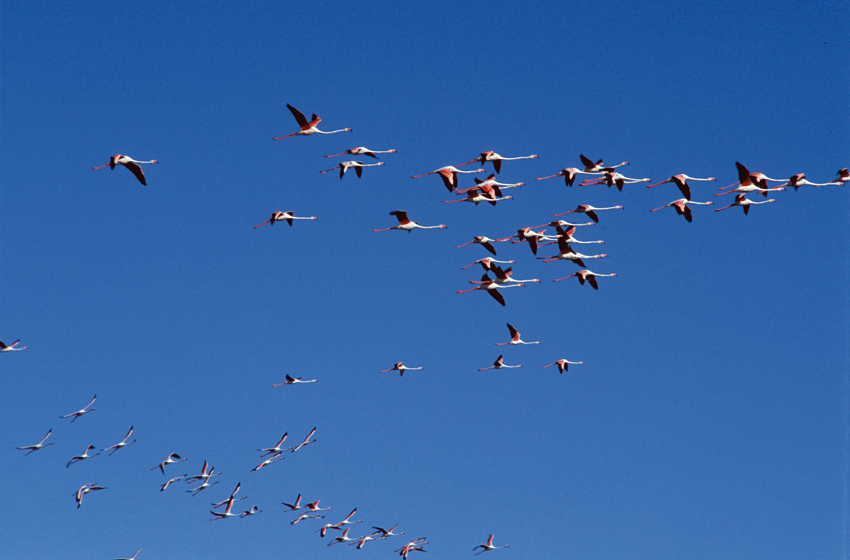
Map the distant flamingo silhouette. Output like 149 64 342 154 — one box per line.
273 104 351 140
411 164 485 192
649 199 714 222
0 339 27 352
379 362 424 376
372 211 447 232
320 160 384 179
715 193 776 214
479 355 521 371
553 269 617 289
253 211 317 228
92 155 158 185
461 257 515 271
458 274 526 306
542 359 584 373
460 150 538 173
496 323 539 345
473 534 509 555
552 205 623 223
16 429 53 455
325 147 396 159
646 174 716 200
272 375 317 386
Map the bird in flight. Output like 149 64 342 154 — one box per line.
16 429 54 455
60 395 96 423
379 362 424 376
372 211 447 232
325 146 397 159
92 155 158 185
479 355 521 371
0 339 27 352
320 160 385 179
151 453 187 474
542 359 584 374
649 199 714 222
457 274 526 306
473 534 510 555
253 211 317 228
273 104 352 140
272 375 317 386
102 426 137 455
496 323 540 346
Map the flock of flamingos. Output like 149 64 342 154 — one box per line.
7 102 848 559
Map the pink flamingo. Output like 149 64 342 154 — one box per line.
212 482 246 510
184 460 216 483
74 483 106 509
114 548 143 560
455 235 511 256
531 219 595 229
187 476 219 496
16 429 53 455
328 528 357 546
330 508 362 530
151 453 187 473
372 524 405 539
553 225 604 245
320 160 384 179
372 211 447 232
273 104 351 140
272 375 317 386
553 269 617 289
325 147 396 159
290 427 317 453
456 174 524 193
102 426 136 455
552 204 623 223
537 237 608 267
92 155 158 185
458 274 525 306
0 339 27 352
496 323 539 346
259 433 289 457
443 186 513 206
396 539 428 560
240 506 261 518
379 362 424 376
253 211 317 228
60 395 96 423
579 170 649 190
580 153 629 173
460 150 539 173
646 174 716 200
411 164 485 192
350 532 383 549
479 355 521 371
66 445 99 468
775 173 836 190
252 452 284 471
210 498 239 521
536 167 602 187
160 474 188 491
649 199 714 222
715 193 776 214
473 534 509 555
461 257 515 271
542 359 584 374
484 265 540 285
292 513 325 525
306 500 332 512
282 494 303 511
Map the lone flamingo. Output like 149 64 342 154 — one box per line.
649 199 714 222
325 147 396 159
552 205 623 223
372 211 447 232
320 160 384 179
273 104 351 140
553 269 617 289
16 429 53 455
411 164 485 192
114 547 143 560
542 359 584 373
646 174 716 200
460 151 539 173
479 355 521 371
379 362 424 376
60 395 96 423
715 193 776 214
0 339 27 352
458 274 525 306
473 534 509 555
496 323 539 346
253 211 317 228
92 155 158 185
272 375 317 386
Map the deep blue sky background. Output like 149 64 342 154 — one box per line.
2 1 848 558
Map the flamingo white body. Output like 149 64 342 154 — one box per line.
187 476 219 496
273 104 351 140
350 532 383 549
240 506 261 518
282 493 303 511
536 167 601 187
305 500 332 512
553 204 623 223
542 359 584 374
185 460 219 483
538 235 608 267
649 199 714 222
580 170 649 190
290 427 317 453
776 173 836 190
479 355 521 371
74 483 106 509
0 339 27 352
646 174 716 200
151 453 187 473
460 150 538 173
509 227 553 256
457 174 523 192
102 426 136 455
212 482 246 509
292 513 325 525
320 160 385 179
473 534 510 555
60 395 96 423
553 269 617 289
455 235 511 256
715 181 784 197
396 539 428 560
17 429 53 455
253 211 317 228
458 274 526 306
252 451 284 471
580 154 629 173
273 375 317 387
325 147 396 159
114 547 143 560
372 524 405 539
460 257 515 271
484 265 540 285
379 362 424 376
210 498 239 521
496 323 540 345
411 164 485 192
715 193 776 214
372 210 447 232
443 186 513 206
92 155 158 185
531 219 595 229
554 225 604 245
160 474 188 491
328 528 356 546
67 445 100 468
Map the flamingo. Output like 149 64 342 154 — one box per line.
292 513 325 525
411 164 485 192
0 339 27 352
290 427 317 453
240 506 261 518
328 528 357 546
649 199 714 222
151 453 187 473
253 211 317 228
272 375 317 386
553 269 617 289
210 498 239 521
552 204 623 223
553 225 604 245
114 547 143 560
832 168 849 184
579 170 649 190
92 155 158 185
212 482 246 509
645 174 716 200
325 147 396 159
456 174 524 193
372 524 405 539
496 323 540 346
101 426 136 456
273 104 351 140
16 429 53 455
537 237 608 267
460 151 539 173
318 509 361 536
185 460 219 483
252 452 284 471
396 539 428 560
483 265 540 285
473 534 509 555
282 494 303 511
508 227 553 256
372 211 447 232
442 186 513 206
542 359 584 374
187 476 219 496
460 257 515 271
531 219 595 229
160 474 188 491
748 170 786 193
714 178 784 197
74 483 106 509
320 160 385 179
379 362 424 376
479 355 521 371
66 445 100 468
457 274 526 306
304 500 331 512
455 235 511 256
350 532 383 549
715 193 776 214
775 173 836 190
60 395 96 423
536 167 600 187
579 153 629 173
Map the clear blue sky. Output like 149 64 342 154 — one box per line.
2 1 847 558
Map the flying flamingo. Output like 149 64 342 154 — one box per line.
496 323 540 346
253 211 317 228
320 160 385 179
542 359 584 374
473 534 509 555
553 225 604 245
185 460 218 483
507 227 554 256
187 476 219 496
458 274 526 306
714 178 784 197
537 237 608 267
273 104 352 140
325 147 396 159
536 167 602 187
350 532 383 549
456 174 524 193
273 375 317 386
329 508 362 530
379 362 424 376
212 482 246 509
114 547 143 560
832 168 849 184
92 155 158 185
16 429 53 455
210 498 239 521
160 474 188 491
411 164 485 192
74 483 106 509
60 395 96 423
151 453 187 473
553 269 617 289
579 154 629 173
0 339 27 352
530 219 595 229
775 173 837 190
292 513 325 525
290 427 317 453
645 174 716 200
552 204 623 223
372 210 447 232
66 445 100 468
715 193 776 214
442 186 513 206
455 235 511 256
282 494 303 511
479 355 521 371
252 451 284 471
396 539 428 560
483 265 540 285
240 506 261 518
372 524 405 539
748 170 786 193
102 426 136 455
461 257 515 271
579 170 649 190
328 528 357 546
305 500 332 512
460 151 539 173
649 199 714 222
